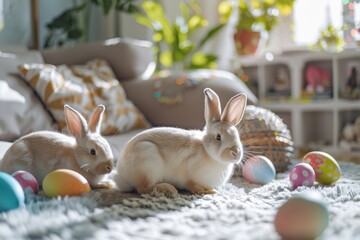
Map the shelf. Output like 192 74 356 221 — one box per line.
336 100 360 110
234 49 360 156
302 111 334 147
264 63 291 99
260 99 336 111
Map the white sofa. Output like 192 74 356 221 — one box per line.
0 38 257 160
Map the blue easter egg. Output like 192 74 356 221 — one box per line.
0 172 25 212
243 155 276 184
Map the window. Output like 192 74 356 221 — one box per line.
293 0 360 47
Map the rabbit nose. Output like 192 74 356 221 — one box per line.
96 161 113 174
231 147 241 158
106 161 113 172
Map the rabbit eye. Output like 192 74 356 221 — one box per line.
216 134 222 141
90 149 96 156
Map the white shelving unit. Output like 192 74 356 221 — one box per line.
235 48 360 155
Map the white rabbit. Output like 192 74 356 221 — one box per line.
0 104 114 189
113 88 247 195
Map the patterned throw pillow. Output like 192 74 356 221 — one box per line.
18 59 150 135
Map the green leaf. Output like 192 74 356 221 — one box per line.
218 1 232 23
191 52 207 66
43 32 55 48
179 40 193 53
141 1 174 44
116 0 140 13
90 0 100 5
195 23 225 51
179 2 190 20
189 52 218 69
46 11 74 30
100 0 115 15
133 13 153 28
174 16 189 45
46 3 86 30
152 32 163 42
188 15 204 31
67 28 83 40
160 51 173 67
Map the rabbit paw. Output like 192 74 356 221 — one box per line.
152 183 179 197
92 180 115 189
188 184 218 195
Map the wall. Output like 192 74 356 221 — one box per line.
0 0 135 50
0 0 32 49
0 0 230 70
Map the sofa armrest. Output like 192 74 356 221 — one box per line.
123 70 257 129
41 38 156 81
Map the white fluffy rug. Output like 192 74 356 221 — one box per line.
1 160 360 240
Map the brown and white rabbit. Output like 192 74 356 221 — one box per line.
112 88 247 195
0 104 114 189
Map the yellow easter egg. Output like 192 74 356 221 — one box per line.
303 151 341 185
42 169 91 197
317 157 341 185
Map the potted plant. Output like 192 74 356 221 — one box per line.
229 0 296 55
133 0 228 70
44 0 139 48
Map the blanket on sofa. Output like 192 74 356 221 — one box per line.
0 160 359 240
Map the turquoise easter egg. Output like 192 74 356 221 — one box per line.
0 172 25 212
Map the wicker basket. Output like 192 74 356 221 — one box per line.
234 105 295 176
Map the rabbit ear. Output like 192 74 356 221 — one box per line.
204 88 221 124
64 105 88 138
221 93 247 126
88 105 105 133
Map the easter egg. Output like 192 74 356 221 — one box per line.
289 163 315 190
242 155 276 184
303 151 341 185
274 192 329 240
42 169 91 197
0 172 25 212
12 170 39 195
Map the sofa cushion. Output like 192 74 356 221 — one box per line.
18 59 150 135
41 38 156 81
0 51 56 142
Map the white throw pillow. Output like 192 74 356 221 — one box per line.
0 51 56 142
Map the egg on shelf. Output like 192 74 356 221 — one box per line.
303 151 341 185
0 172 25 212
42 169 91 197
289 163 315 190
12 170 39 195
274 192 329 240
242 155 276 184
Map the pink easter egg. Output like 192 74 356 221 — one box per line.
302 151 327 179
12 170 39 195
289 163 315 190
